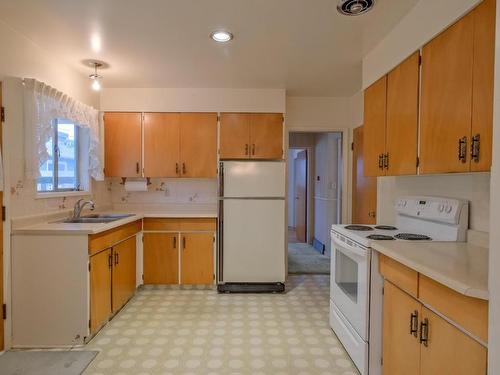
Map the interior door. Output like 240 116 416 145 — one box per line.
143 233 179 284
471 0 496 172
249 113 283 159
219 113 250 159
180 233 214 285
420 14 474 174
90 249 112 334
143 112 180 177
363 76 387 177
386 51 419 175
420 307 487 375
352 126 377 224
382 282 421 375
104 112 142 177
112 237 136 312
294 150 307 242
179 113 217 177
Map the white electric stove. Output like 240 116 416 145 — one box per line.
329 196 469 375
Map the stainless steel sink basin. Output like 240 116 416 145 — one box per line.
56 213 135 224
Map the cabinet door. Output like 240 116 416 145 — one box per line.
112 237 136 312
90 249 112 334
363 76 387 177
180 233 214 285
104 112 142 177
179 113 217 177
386 52 419 176
143 112 180 177
143 233 179 284
420 307 487 375
220 113 251 159
420 15 474 174
382 282 421 375
249 113 283 160
471 0 496 172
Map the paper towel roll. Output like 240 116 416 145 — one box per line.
124 180 148 192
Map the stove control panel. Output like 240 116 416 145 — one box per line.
395 196 468 224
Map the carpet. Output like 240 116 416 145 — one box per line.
288 242 330 274
0 350 98 375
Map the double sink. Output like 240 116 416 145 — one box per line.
56 213 135 224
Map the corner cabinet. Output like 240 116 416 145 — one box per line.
380 256 487 375
104 112 217 178
220 113 284 160
364 52 419 177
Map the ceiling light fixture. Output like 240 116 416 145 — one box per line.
337 0 375 16
210 30 233 43
89 61 103 91
91 34 102 52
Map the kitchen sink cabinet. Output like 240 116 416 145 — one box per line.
104 112 142 177
143 218 216 285
363 52 419 177
112 236 137 312
220 113 283 160
89 249 112 334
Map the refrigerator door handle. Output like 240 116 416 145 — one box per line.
218 200 224 282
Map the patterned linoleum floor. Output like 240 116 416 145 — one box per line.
83 275 359 375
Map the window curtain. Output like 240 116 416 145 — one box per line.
23 78 104 181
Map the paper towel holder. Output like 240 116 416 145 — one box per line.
119 177 152 186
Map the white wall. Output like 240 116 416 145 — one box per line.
487 0 500 372
377 173 490 232
363 0 481 89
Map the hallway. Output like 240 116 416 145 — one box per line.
288 229 330 275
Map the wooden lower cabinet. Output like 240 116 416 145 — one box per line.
143 233 179 284
112 237 137 312
90 249 112 334
382 281 487 375
180 233 214 284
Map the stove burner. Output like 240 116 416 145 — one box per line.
374 225 398 231
367 234 395 240
345 225 373 231
395 233 432 241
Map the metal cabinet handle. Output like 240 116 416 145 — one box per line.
114 252 118 265
136 162 140 174
108 254 112 268
182 163 186 175
182 236 186 249
245 144 249 156
410 310 418 337
251 144 256 156
175 162 179 175
471 134 480 163
384 153 389 170
458 137 468 163
378 154 384 170
419 318 429 347
173 236 177 248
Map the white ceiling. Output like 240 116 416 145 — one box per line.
0 0 419 96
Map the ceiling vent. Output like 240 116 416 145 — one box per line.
337 0 375 16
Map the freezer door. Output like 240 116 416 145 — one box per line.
221 161 285 198
222 199 285 283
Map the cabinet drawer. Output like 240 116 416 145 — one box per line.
89 220 142 255
143 218 180 231
379 255 419 297
179 218 216 231
419 275 488 342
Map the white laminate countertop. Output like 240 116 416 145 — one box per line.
371 241 489 300
11 211 218 235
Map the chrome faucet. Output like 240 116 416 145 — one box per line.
73 199 95 219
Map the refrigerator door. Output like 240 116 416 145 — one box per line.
222 199 285 283
221 161 285 198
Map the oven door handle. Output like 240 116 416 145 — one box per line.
332 237 368 258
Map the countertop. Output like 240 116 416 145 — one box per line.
12 211 218 235
371 241 489 300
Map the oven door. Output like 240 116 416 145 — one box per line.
330 233 370 341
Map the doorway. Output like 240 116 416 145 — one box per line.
287 132 342 275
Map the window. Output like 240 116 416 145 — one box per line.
37 119 80 192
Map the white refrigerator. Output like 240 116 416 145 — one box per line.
218 161 286 293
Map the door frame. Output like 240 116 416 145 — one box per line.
289 147 310 242
0 81 4 351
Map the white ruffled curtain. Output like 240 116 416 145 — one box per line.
23 78 104 181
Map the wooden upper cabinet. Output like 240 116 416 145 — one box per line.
386 52 419 175
420 14 474 174
104 112 142 177
382 282 421 375
249 113 283 159
471 0 496 172
420 307 487 375
220 113 283 160
179 113 217 178
220 113 251 159
363 76 387 177
143 113 180 177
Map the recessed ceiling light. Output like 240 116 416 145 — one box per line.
337 0 375 16
210 30 233 43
